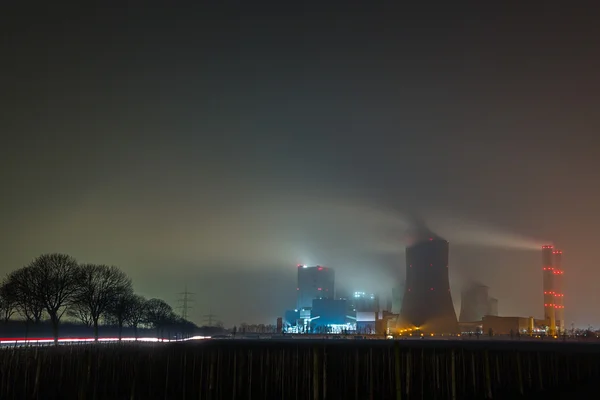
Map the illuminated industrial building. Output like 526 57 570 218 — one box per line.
541 245 565 335
310 298 354 333
296 265 335 310
483 315 546 335
350 291 380 313
399 237 459 333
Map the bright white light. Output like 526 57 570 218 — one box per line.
0 336 211 346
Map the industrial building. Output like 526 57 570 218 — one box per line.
459 284 499 323
391 286 404 314
310 298 352 333
459 284 490 322
399 237 459 334
296 265 335 310
482 315 546 335
356 311 377 333
350 291 379 313
487 297 498 316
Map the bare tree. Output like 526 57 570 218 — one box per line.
2 268 44 328
107 292 145 340
144 298 176 339
124 294 147 339
27 253 83 344
71 264 132 340
67 306 93 327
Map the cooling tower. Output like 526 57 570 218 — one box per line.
459 284 490 322
400 238 459 333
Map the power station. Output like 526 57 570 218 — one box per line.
281 240 566 337
400 237 459 333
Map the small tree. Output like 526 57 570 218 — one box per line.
72 264 132 340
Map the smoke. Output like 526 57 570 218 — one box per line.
425 214 548 251
7 186 551 325
403 212 445 245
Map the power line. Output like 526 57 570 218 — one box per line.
177 286 194 321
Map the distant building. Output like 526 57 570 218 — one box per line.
483 315 545 335
391 286 404 315
310 298 352 333
356 311 377 334
351 291 379 313
284 309 300 327
296 265 335 310
459 284 490 322
487 297 498 316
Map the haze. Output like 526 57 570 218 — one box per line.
1 4 599 327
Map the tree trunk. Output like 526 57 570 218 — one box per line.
93 319 99 341
133 325 138 340
51 314 59 345
118 321 123 341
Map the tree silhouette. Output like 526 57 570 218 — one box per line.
2 268 44 325
119 294 147 339
0 281 16 323
67 306 94 327
71 264 132 340
144 298 176 339
27 253 83 344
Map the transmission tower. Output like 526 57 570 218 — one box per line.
203 310 219 327
177 286 194 321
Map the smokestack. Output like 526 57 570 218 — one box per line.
553 250 564 334
542 245 556 335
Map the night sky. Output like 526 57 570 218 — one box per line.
2 4 599 327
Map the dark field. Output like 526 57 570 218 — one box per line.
1 339 600 399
